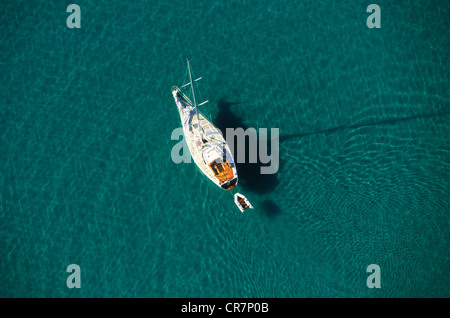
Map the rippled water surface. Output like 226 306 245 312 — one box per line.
1 0 449 297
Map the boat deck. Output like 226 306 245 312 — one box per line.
185 113 237 188
173 86 237 189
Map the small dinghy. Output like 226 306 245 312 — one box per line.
234 193 254 213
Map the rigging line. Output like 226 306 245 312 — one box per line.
190 65 212 122
187 59 201 132
229 189 235 201
201 90 213 121
195 76 212 121
196 83 209 119
178 67 188 90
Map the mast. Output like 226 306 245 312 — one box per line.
187 59 201 130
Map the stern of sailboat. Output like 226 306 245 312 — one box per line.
208 160 238 190
221 177 238 190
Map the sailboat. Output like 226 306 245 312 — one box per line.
172 59 238 191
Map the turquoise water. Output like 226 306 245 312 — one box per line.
1 0 449 297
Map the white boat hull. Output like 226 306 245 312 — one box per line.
172 86 238 190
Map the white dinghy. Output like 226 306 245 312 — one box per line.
234 193 254 213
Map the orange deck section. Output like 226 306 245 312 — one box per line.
210 162 234 184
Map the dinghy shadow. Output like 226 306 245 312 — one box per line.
260 199 282 218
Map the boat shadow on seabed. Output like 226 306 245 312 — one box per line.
214 98 282 217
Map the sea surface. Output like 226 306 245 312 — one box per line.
1 0 449 297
